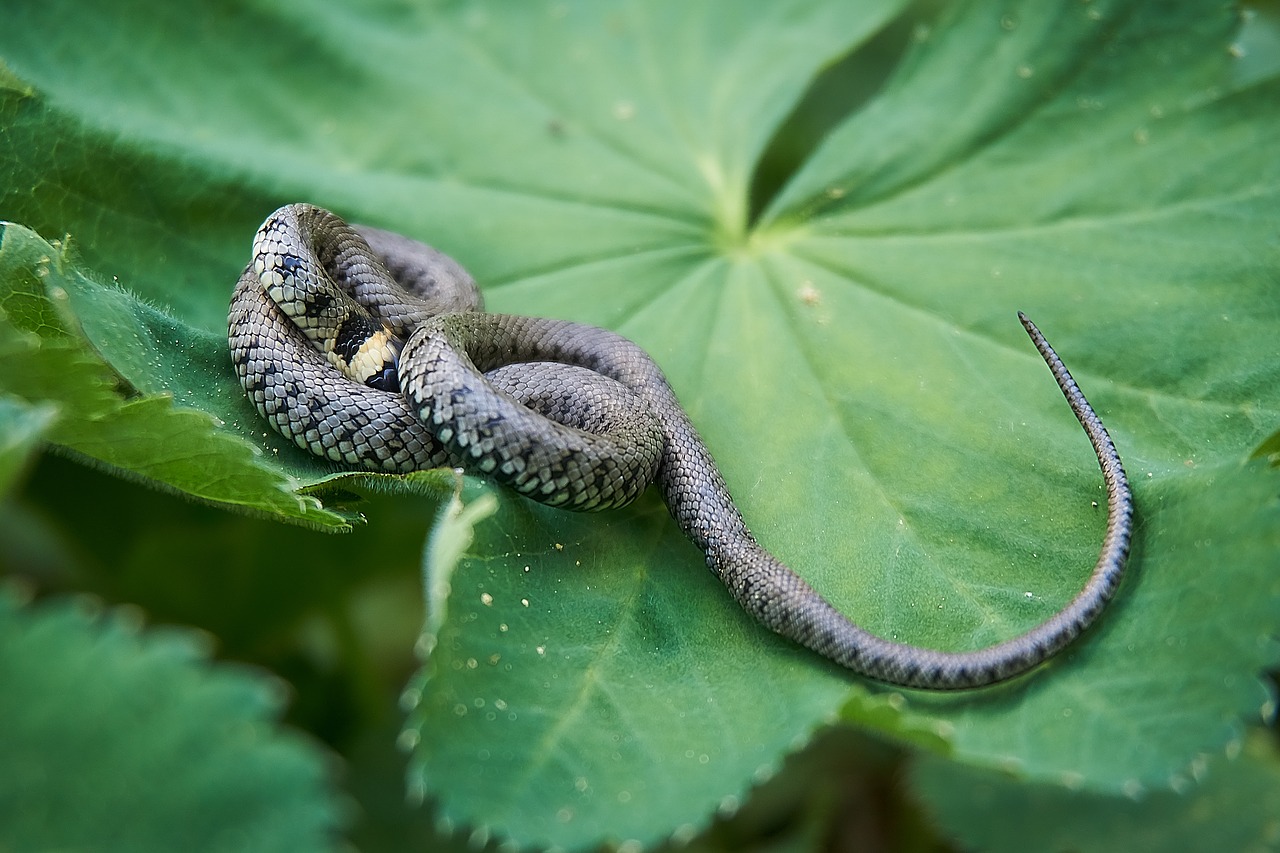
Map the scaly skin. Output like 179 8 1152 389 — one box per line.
230 203 1133 689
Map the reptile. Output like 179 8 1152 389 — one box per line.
229 203 1133 690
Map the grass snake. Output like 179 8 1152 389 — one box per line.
229 203 1133 690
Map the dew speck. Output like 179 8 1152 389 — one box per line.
612 100 636 121
797 282 822 306
480 592 493 606
999 14 1018 30
1016 64 1033 79
672 824 699 845
1133 127 1150 145
399 686 422 711
989 756 1021 777
396 728 421 751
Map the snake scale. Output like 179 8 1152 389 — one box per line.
229 203 1133 690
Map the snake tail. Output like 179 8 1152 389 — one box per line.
702 313 1133 689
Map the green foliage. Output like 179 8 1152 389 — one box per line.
0 395 55 495
913 731 1280 853
2 0 1278 850
0 591 344 852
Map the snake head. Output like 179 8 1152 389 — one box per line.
332 315 403 394
365 362 401 393
356 330 402 393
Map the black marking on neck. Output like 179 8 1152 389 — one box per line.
335 314 378 364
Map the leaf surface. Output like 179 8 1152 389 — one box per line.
0 592 343 852
2 0 1278 848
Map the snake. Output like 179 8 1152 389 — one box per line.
229 203 1133 690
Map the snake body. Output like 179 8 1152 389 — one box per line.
230 203 1133 690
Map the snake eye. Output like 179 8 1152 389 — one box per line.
366 365 400 393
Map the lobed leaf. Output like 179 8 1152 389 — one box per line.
912 729 1280 853
2 0 1278 849
0 223 360 529
0 591 344 852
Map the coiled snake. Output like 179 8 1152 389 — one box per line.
229 203 1133 690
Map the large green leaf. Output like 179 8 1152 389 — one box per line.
0 225 366 528
0 591 343 851
2 0 1277 849
913 729 1280 853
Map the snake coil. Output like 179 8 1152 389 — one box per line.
230 203 1133 690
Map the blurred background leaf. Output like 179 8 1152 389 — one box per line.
0 590 345 852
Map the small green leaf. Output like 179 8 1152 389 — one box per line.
0 591 345 852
